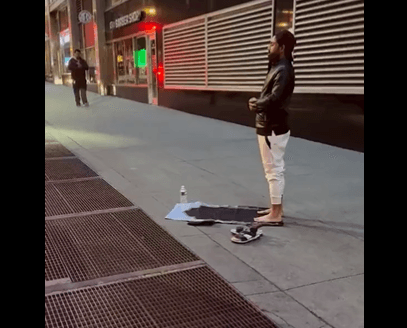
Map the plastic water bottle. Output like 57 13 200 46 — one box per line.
180 185 188 204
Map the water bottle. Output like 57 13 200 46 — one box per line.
180 185 188 204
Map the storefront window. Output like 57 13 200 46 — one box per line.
274 0 294 35
59 28 71 73
115 38 135 84
134 37 147 85
85 47 97 83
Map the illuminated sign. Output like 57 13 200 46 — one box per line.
109 11 145 30
134 49 146 68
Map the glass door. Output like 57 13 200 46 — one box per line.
133 36 148 85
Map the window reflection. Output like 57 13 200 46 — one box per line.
274 0 294 34
115 38 135 84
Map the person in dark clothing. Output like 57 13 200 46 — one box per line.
68 49 89 107
248 30 296 226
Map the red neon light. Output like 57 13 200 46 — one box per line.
157 62 164 87
137 21 161 33
153 62 164 87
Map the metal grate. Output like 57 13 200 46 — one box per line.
293 0 364 94
46 209 199 282
45 158 98 181
45 184 74 217
113 209 200 267
163 18 206 87
45 144 75 159
45 266 277 328
207 0 272 91
46 179 133 217
163 0 273 92
45 226 70 282
45 134 57 144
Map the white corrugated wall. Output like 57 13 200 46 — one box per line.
162 0 364 95
163 0 273 92
293 0 364 94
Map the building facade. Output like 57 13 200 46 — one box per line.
45 0 364 151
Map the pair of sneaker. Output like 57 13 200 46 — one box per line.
76 103 89 107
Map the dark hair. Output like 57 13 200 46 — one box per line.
275 30 296 61
74 49 81 53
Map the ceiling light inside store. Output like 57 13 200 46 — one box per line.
145 7 156 16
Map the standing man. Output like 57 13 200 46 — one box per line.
248 30 296 226
68 49 89 107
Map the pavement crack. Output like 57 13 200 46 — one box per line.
284 273 364 292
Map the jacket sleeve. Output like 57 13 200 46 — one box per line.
67 59 76 71
256 69 289 112
82 60 89 70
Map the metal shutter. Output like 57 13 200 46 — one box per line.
163 0 273 91
293 0 364 94
206 1 273 91
163 18 207 87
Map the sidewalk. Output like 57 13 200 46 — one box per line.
45 83 364 328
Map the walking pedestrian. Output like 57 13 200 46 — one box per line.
248 30 296 226
68 49 89 107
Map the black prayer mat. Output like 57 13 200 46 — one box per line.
184 205 268 224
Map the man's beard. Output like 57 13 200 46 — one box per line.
268 52 279 63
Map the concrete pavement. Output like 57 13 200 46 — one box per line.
45 83 364 328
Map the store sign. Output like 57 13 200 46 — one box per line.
78 10 92 24
59 29 70 45
109 10 145 30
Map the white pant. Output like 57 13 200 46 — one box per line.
258 131 290 205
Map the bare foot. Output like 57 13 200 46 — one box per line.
254 212 283 223
256 208 284 217
257 208 272 215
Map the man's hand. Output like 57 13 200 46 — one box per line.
248 97 258 112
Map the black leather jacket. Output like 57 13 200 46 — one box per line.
253 58 295 136
68 57 89 87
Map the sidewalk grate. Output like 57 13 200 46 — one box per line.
46 209 199 282
45 226 70 282
45 266 277 328
45 158 98 181
45 144 75 159
114 209 200 267
45 184 73 217
45 134 57 144
45 179 133 217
